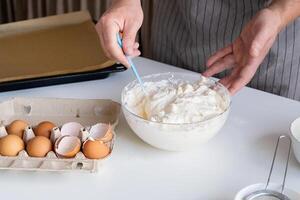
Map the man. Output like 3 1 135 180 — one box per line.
97 0 300 99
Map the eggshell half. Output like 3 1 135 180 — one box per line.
26 136 52 157
6 120 28 138
60 122 83 137
0 134 25 156
82 139 110 159
89 123 113 142
34 121 56 138
55 135 81 158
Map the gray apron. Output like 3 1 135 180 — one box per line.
148 0 300 100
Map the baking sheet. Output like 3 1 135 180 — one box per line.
0 64 126 92
0 11 116 83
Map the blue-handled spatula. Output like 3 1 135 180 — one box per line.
116 33 147 94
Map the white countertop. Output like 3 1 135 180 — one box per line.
0 57 300 200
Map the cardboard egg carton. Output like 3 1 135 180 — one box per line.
0 97 120 172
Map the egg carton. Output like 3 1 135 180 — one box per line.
0 135 115 172
0 97 120 172
0 150 98 172
0 128 116 172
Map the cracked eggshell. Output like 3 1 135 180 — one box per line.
6 120 28 138
60 122 83 137
0 134 25 156
34 121 56 138
26 136 52 157
55 135 81 158
82 139 110 159
89 123 113 143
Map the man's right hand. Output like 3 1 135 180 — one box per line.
96 0 143 68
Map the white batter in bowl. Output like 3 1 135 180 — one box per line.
121 72 231 151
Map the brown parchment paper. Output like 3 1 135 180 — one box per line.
0 11 114 83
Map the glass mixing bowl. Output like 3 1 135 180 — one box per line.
121 72 231 151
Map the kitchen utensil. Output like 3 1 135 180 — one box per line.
116 33 146 94
0 11 126 92
236 135 292 200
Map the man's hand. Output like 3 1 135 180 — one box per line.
203 8 282 95
96 0 143 67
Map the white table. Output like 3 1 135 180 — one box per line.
0 57 299 200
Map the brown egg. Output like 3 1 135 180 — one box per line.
6 120 28 138
83 140 110 159
55 135 81 158
26 136 52 157
34 121 56 138
0 135 25 156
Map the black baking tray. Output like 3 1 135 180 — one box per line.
0 63 127 92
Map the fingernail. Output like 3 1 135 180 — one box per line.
202 72 209 77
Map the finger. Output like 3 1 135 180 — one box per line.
206 44 233 67
228 75 250 95
228 64 257 95
96 22 112 59
219 74 235 88
219 66 240 88
122 21 140 55
129 50 141 57
233 37 244 63
249 27 272 57
203 54 235 77
97 20 130 68
98 30 112 58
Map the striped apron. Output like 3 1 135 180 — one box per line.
148 0 300 100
